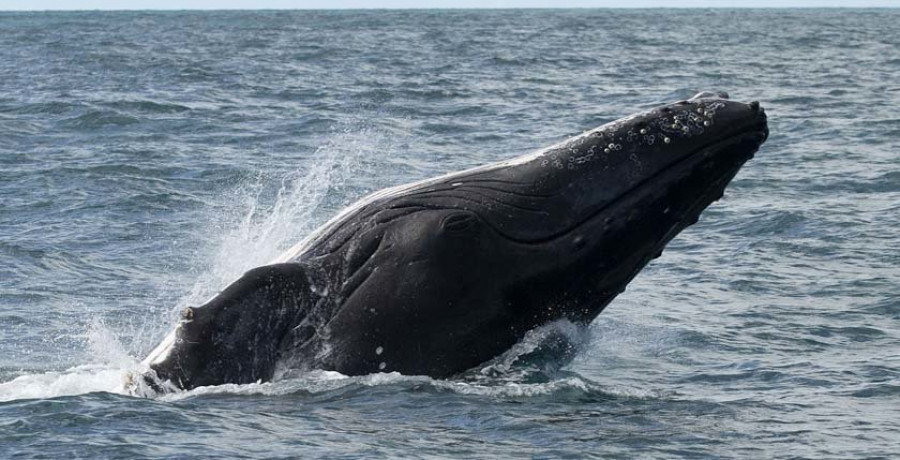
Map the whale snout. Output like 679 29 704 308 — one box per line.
754 103 769 142
744 100 768 144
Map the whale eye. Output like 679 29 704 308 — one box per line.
441 212 478 233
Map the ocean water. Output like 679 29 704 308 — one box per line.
1 8 898 459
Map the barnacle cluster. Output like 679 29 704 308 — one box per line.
539 100 728 171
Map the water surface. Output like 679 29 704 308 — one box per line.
1 9 899 459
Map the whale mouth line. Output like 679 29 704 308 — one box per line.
483 119 768 246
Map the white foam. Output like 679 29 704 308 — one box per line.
146 368 657 402
0 321 142 402
0 365 126 402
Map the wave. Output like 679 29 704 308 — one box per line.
100 100 192 114
851 384 900 398
62 109 140 129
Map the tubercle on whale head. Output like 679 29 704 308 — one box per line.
462 92 768 245
534 94 763 187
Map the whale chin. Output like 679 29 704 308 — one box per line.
135 93 768 392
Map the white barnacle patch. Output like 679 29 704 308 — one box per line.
376 346 384 355
569 151 596 166
534 128 624 172
705 101 726 115
520 98 730 174
379 362 386 370
540 147 567 170
681 111 712 136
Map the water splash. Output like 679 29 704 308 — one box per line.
0 320 139 402
0 125 382 403
467 319 591 384
174 126 375 312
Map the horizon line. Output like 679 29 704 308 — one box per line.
2 6 899 11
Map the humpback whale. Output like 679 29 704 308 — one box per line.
134 92 768 392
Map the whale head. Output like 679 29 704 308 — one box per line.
306 91 768 377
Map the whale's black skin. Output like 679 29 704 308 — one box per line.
138 92 768 391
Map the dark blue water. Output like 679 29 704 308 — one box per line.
1 9 899 459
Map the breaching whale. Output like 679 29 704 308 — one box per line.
133 92 768 392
